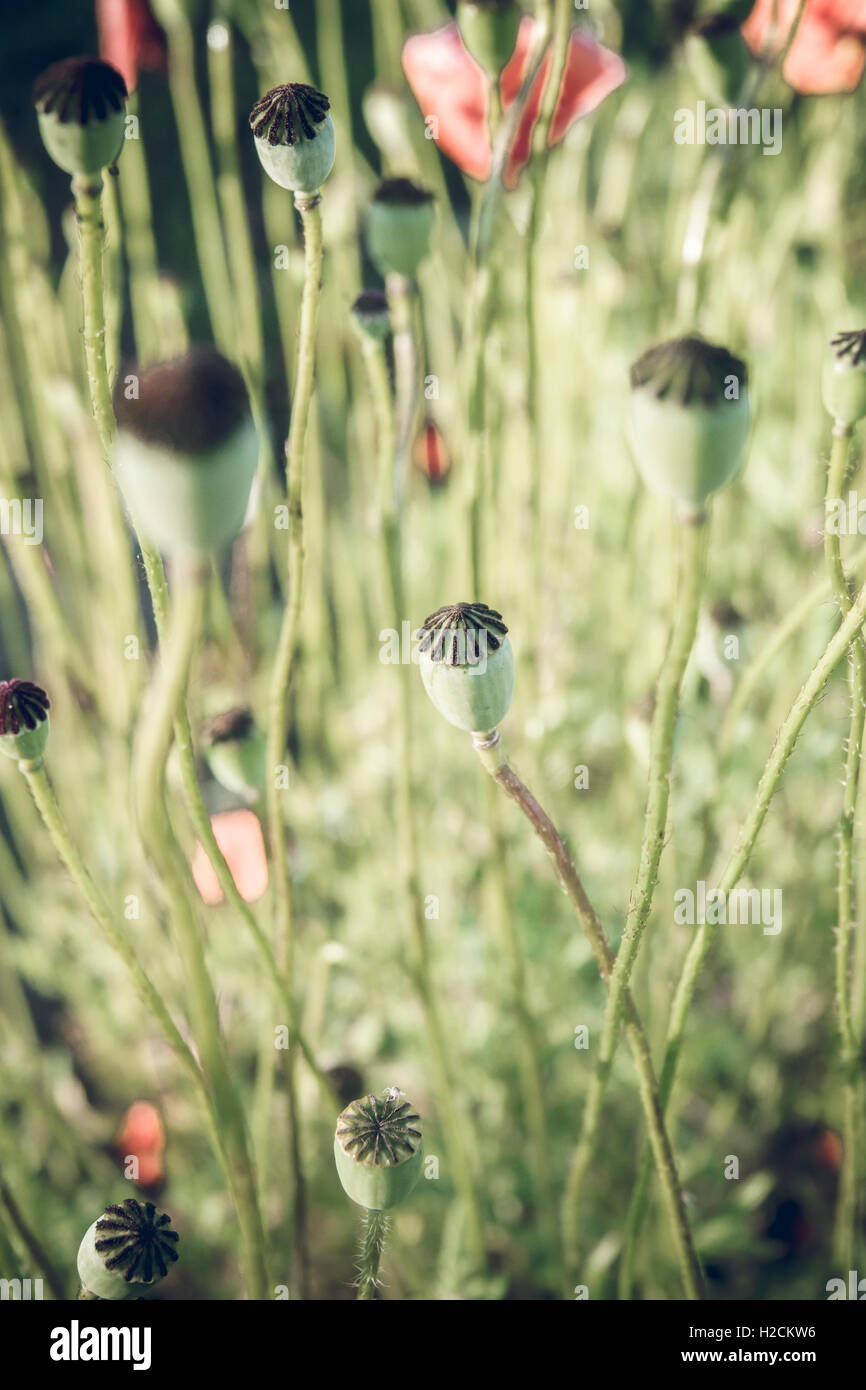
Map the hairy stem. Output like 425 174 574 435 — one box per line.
357 1209 389 1300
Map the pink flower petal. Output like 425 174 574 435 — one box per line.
743 0 866 94
191 809 269 906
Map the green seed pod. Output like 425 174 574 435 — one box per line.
249 83 335 195
77 1198 179 1300
113 348 258 555
202 708 266 803
367 178 434 280
629 335 749 508
457 0 521 78
417 602 514 733
0 681 50 763
822 331 866 429
684 16 750 105
33 58 127 177
351 289 391 343
334 1091 424 1211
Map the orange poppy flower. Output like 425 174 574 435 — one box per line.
191 809 269 906
96 0 167 94
742 0 866 94
413 419 451 486
116 1101 166 1191
402 18 626 186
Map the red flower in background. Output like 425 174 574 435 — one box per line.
191 810 269 906
96 0 167 93
116 1101 166 1192
743 0 866 94
402 18 626 186
413 419 451 486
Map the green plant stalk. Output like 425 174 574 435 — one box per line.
564 515 707 1264
162 12 234 349
0 1170 65 1300
386 275 418 510
473 734 702 1299
71 176 115 455
357 1209 389 1300
133 563 271 1300
116 94 161 366
362 335 486 1269
620 563 866 1296
824 424 863 1270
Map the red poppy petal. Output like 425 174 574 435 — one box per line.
192 810 269 906
743 0 865 92
402 23 491 180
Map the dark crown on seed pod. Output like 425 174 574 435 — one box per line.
0 680 50 737
372 176 434 206
32 57 127 124
830 330 866 367
335 1093 422 1168
94 1199 179 1285
249 83 330 145
630 335 747 409
417 602 508 665
202 707 256 745
114 348 250 455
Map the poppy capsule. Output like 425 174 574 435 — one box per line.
77 1198 179 1300
249 83 335 195
366 178 435 280
334 1092 424 1211
822 330 866 428
417 602 514 733
413 419 451 486
457 0 521 78
0 681 50 763
33 57 127 177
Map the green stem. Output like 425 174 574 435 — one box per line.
620 562 866 1296
0 1170 65 1300
564 514 706 1271
71 175 114 455
363 335 486 1270
825 424 862 1271
474 734 702 1299
357 1209 389 1300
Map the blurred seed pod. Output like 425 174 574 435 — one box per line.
249 83 335 195
0 680 50 763
113 348 258 554
457 0 522 79
201 708 267 804
351 289 391 343
367 178 434 279
413 419 451 487
77 1198 179 1299
417 602 514 732
822 330 866 428
33 57 127 177
334 1091 424 1211
629 335 750 509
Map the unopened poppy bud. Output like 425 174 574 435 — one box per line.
0 680 50 763
367 178 434 280
201 708 266 803
334 1091 424 1211
33 57 127 176
457 0 521 78
684 16 750 105
351 289 391 342
113 348 258 554
629 335 749 509
413 419 451 487
249 83 334 195
822 331 866 429
417 602 514 733
77 1198 179 1300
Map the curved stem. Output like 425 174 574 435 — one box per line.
621 564 866 1295
565 514 706 1270
473 735 702 1299
357 1209 389 1300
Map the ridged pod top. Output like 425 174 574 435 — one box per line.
417 602 508 666
0 680 50 737
249 83 330 146
630 336 747 409
33 57 127 125
372 176 433 206
335 1093 422 1167
114 348 250 456
830 330 866 368
94 1199 179 1285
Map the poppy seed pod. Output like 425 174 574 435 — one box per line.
334 1092 424 1211
0 680 50 763
77 1198 179 1300
822 331 866 428
201 708 266 804
684 16 750 105
33 57 127 176
249 83 334 194
113 348 258 554
417 602 514 733
367 178 435 280
457 0 521 78
629 335 749 508
351 289 391 343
